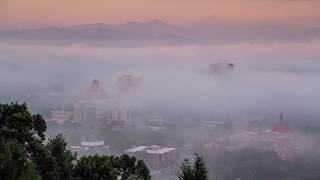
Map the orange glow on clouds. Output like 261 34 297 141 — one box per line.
0 0 319 28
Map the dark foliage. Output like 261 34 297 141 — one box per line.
0 103 151 180
178 153 209 180
74 154 151 180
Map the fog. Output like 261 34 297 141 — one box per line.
2 31 320 180
1 40 320 122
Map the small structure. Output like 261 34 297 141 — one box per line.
69 140 110 156
202 120 226 128
149 126 167 132
209 61 234 75
146 114 164 126
81 140 105 147
145 145 176 169
124 145 177 169
220 115 298 161
109 120 126 131
49 110 73 124
117 75 142 96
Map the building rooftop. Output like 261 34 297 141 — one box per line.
84 79 107 99
124 145 176 154
124 146 149 153
81 140 105 147
146 147 176 154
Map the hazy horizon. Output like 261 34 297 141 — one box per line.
1 0 320 29
1 40 319 123
2 1 320 180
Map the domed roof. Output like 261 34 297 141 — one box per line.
92 79 100 85
84 79 107 99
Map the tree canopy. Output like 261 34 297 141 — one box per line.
0 102 151 180
178 153 209 180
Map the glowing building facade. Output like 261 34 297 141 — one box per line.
50 79 134 127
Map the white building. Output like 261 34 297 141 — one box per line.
124 145 177 169
50 79 134 127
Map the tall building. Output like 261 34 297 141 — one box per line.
51 79 134 127
117 75 142 96
209 61 234 75
84 79 107 99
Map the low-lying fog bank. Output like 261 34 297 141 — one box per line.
0 40 320 122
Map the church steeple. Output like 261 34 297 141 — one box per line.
280 112 284 124
272 112 293 133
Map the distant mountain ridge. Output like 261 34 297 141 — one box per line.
0 19 193 46
0 19 319 46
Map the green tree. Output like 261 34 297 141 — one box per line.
194 153 209 180
46 134 77 180
0 103 45 180
74 155 119 180
29 139 57 180
0 103 59 180
0 103 46 145
16 161 42 180
135 160 151 180
0 139 41 180
178 158 195 180
73 154 151 180
0 103 151 180
118 154 138 180
178 154 209 180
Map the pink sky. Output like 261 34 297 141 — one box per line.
0 0 320 28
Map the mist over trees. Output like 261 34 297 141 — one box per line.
1 24 320 180
2 102 320 180
202 148 320 180
0 0 320 179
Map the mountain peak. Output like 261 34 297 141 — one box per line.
147 19 168 25
121 19 171 28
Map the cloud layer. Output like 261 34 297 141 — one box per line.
0 41 320 122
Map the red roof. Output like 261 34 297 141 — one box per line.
272 123 294 133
